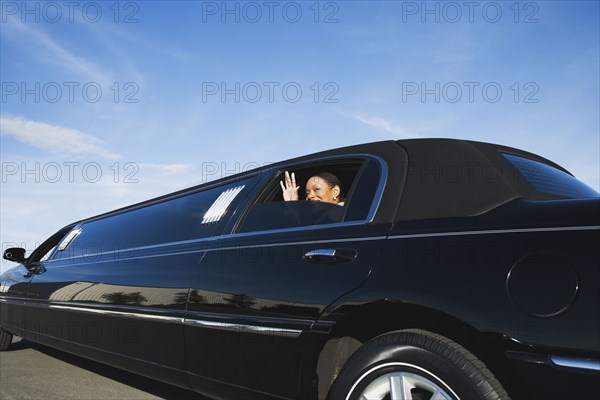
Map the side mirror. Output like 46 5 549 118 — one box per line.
3 247 26 263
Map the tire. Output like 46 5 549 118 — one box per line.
328 329 510 400
0 328 13 351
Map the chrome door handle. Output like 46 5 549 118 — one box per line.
303 248 357 263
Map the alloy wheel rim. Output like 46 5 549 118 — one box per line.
358 371 454 400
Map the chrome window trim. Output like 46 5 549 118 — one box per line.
57 228 83 251
252 153 388 225
550 356 600 372
227 153 387 235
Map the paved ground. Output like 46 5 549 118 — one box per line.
0 336 208 400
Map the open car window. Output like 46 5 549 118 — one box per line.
237 157 382 233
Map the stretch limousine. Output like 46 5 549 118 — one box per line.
1 139 599 400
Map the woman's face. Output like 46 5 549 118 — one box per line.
305 176 340 204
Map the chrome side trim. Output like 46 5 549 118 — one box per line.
184 319 302 338
0 297 23 305
551 356 600 372
43 304 185 324
388 225 600 240
22 301 303 337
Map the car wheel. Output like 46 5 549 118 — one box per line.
328 329 509 400
0 328 13 351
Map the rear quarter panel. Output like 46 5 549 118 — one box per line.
367 198 600 354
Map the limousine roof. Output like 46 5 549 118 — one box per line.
73 138 570 225
27 138 574 263
276 138 570 221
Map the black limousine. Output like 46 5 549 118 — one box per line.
2 139 599 400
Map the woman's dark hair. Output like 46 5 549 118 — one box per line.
313 171 344 200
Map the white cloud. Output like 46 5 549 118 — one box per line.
138 163 191 174
352 113 414 137
3 21 112 84
1 115 120 159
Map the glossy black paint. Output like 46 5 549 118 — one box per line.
1 139 598 400
185 223 389 399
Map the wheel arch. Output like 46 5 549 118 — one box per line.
315 301 529 400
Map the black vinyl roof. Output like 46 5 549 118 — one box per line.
394 138 571 221
273 138 570 221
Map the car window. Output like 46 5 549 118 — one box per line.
39 245 58 262
237 158 382 233
502 153 599 199
52 177 256 261
21 225 75 263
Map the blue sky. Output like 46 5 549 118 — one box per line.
1 0 599 271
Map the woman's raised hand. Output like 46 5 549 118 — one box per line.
280 171 299 201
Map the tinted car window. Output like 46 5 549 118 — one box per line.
502 153 599 199
53 179 254 260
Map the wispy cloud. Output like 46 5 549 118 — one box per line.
1 115 120 159
3 22 112 84
139 163 191 174
352 113 414 137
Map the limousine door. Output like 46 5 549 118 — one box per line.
22 177 258 389
185 158 390 399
